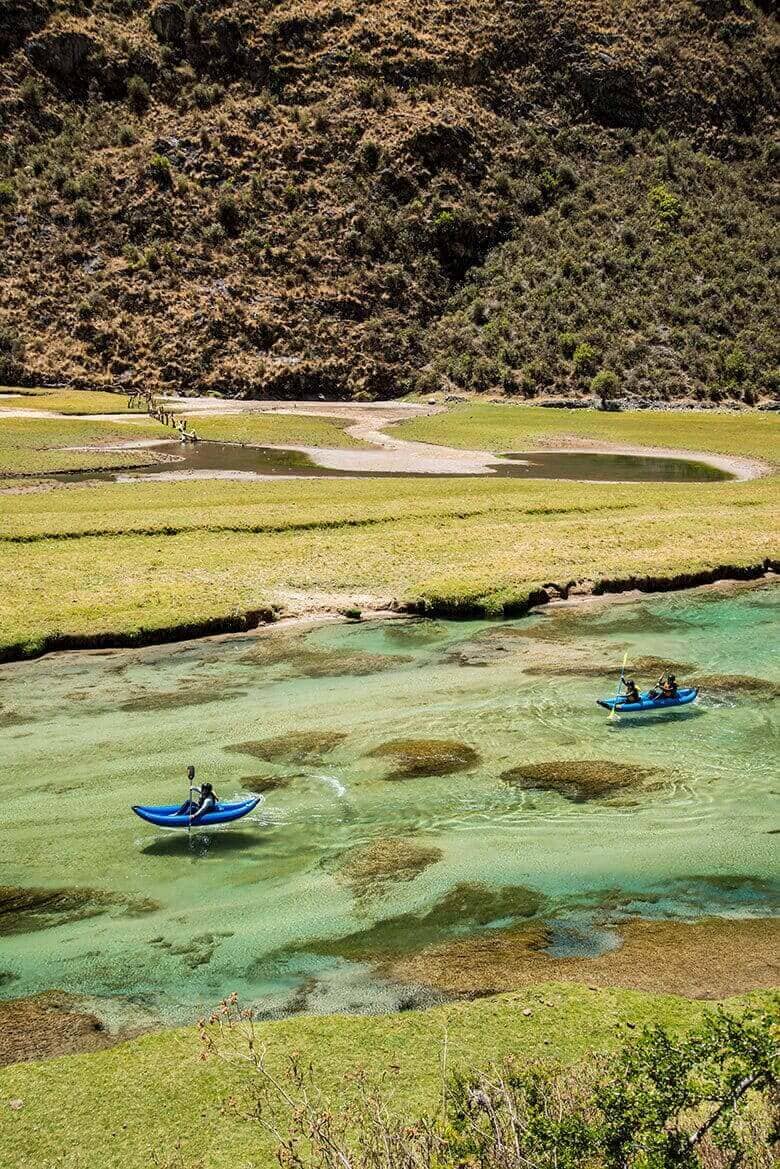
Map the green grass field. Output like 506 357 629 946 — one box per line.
0 387 138 414
392 403 779 460
0 405 776 657
0 985 772 1169
0 416 169 476
187 411 369 448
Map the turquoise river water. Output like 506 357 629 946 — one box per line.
1 581 777 1023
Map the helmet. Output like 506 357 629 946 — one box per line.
668 674 676 681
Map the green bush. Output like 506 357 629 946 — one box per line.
217 193 242 235
573 342 597 375
647 183 684 229
127 75 150 114
19 77 44 111
117 125 137 147
559 332 578 357
149 154 173 188
0 180 16 208
360 140 381 171
203 222 226 246
192 83 223 109
723 346 747 382
591 369 619 403
73 199 92 227
219 1006 778 1168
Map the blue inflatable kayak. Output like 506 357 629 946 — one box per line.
598 686 698 714
132 797 260 829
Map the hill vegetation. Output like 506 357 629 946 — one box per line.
0 0 777 403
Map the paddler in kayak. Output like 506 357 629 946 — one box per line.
176 767 219 821
649 672 678 700
621 678 641 704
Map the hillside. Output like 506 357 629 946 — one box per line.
0 0 777 403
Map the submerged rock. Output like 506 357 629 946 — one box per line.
118 687 247 712
240 774 289 793
227 730 348 763
693 674 779 699
383 620 448 646
368 738 480 779
0 709 34 728
389 917 780 1001
149 930 233 969
321 881 545 961
524 656 695 679
0 885 159 935
336 838 443 897
242 636 412 679
501 760 660 802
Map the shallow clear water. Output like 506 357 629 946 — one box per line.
50 441 732 483
0 582 776 1021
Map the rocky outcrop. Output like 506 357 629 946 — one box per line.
0 0 52 55
26 28 100 82
149 1 185 46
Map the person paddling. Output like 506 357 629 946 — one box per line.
176 766 219 821
650 672 678 700
622 678 641 703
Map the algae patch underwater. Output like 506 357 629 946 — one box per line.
501 760 663 802
226 730 349 763
335 838 444 899
367 738 481 779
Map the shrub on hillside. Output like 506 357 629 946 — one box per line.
647 183 684 229
559 331 578 357
591 369 619 406
217 193 242 235
117 124 137 146
127 75 150 113
73 198 92 227
149 154 173 188
19 76 44 111
0 327 24 381
572 341 597 375
0 180 16 209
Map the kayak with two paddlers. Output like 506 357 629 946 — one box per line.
597 687 698 714
598 667 699 715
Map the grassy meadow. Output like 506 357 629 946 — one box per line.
0 415 169 476
184 410 369 448
0 985 773 1169
0 387 139 414
0 404 777 657
392 402 780 460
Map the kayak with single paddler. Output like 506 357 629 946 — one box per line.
132 797 260 830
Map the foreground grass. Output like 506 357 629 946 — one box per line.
0 416 169 476
185 411 369 448
392 403 779 460
0 985 773 1169
0 386 137 414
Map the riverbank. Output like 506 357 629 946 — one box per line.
0 559 775 664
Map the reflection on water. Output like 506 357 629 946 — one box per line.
500 450 730 482
47 441 733 483
0 581 776 1020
